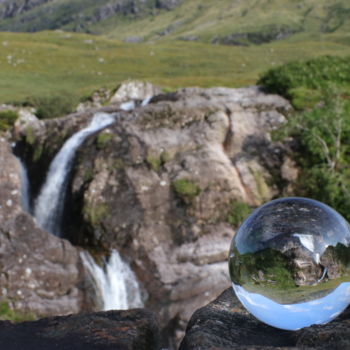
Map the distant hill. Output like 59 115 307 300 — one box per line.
0 0 349 46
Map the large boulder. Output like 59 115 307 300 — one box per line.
71 86 293 343
180 288 350 349
110 80 161 104
12 85 295 346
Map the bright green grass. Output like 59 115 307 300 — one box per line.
0 30 349 103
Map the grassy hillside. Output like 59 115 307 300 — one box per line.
0 30 349 104
0 0 349 46
99 0 350 44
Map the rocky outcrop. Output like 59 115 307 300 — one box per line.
0 0 53 20
0 138 85 317
110 80 161 104
180 287 350 349
0 0 182 32
212 24 302 46
0 308 160 350
7 85 295 347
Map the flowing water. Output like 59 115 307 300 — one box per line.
81 249 143 310
16 157 31 213
34 112 115 236
26 111 143 310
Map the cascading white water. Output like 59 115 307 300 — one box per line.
34 112 115 236
141 96 152 106
120 96 152 111
81 249 143 310
16 157 31 213
28 111 142 311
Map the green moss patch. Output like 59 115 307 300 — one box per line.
172 178 201 200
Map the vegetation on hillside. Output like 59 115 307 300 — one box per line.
0 30 349 105
259 55 350 221
0 110 18 132
0 0 349 47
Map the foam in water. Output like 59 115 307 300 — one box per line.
120 96 152 111
81 249 143 310
34 113 115 236
16 157 31 213
120 100 136 111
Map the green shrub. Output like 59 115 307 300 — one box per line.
227 201 251 227
261 56 350 222
258 55 350 105
172 179 201 200
30 93 78 119
0 110 18 132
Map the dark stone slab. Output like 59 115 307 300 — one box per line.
0 309 160 350
179 288 350 350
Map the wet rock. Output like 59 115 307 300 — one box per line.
0 308 160 350
110 80 161 104
180 287 350 349
0 138 84 317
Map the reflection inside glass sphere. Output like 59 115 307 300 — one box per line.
229 197 350 330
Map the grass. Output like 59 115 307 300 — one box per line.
0 30 349 104
0 301 36 322
0 109 18 132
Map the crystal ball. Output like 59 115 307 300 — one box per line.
229 197 350 330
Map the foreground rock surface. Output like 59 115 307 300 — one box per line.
180 288 350 349
0 309 159 350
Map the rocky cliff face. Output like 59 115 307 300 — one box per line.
2 83 295 346
0 0 182 31
0 137 85 317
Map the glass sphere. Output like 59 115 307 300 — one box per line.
229 197 350 330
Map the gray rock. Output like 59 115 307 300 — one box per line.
110 80 161 104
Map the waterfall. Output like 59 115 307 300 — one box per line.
33 112 115 236
120 96 152 111
81 249 143 310
16 157 31 213
141 96 152 106
28 111 142 311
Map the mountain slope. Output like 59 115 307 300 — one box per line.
0 0 182 33
0 0 349 46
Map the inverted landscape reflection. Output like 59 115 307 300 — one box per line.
233 282 350 330
229 197 350 330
